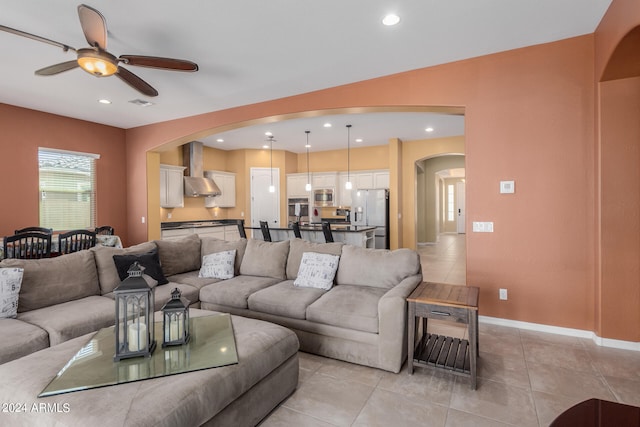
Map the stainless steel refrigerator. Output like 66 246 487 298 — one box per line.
351 188 390 249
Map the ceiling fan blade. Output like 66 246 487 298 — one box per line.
35 60 79 76
0 24 76 52
77 4 107 50
119 55 199 72
115 66 159 97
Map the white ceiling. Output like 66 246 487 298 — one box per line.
0 1 611 153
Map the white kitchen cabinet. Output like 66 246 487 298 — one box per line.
287 173 310 198
204 171 236 208
224 225 241 241
373 171 390 189
161 228 193 241
355 172 374 189
196 226 225 239
160 165 186 208
312 172 338 190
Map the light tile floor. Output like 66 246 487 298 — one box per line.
260 234 640 426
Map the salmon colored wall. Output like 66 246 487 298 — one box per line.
598 77 640 341
0 103 128 243
125 35 599 334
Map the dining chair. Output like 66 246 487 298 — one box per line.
237 219 247 239
292 222 302 239
14 226 53 235
259 221 272 242
94 225 114 236
3 231 52 259
321 221 334 243
58 230 97 254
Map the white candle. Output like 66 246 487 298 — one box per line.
128 323 147 352
169 322 180 341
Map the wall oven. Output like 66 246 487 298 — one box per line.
287 197 310 224
313 189 334 207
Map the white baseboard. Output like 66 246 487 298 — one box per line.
479 315 640 352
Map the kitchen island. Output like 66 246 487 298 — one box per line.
160 219 244 241
249 224 376 248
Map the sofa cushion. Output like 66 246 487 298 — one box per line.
17 295 115 346
0 318 49 364
240 239 290 280
336 246 421 289
248 280 326 320
92 242 157 295
199 250 236 280
155 234 201 276
200 237 247 276
166 271 222 290
286 239 343 280
199 276 280 309
113 248 169 286
153 282 200 312
294 252 340 291
0 267 23 318
306 285 388 333
0 250 100 312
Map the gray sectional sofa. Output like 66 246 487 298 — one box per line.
0 234 423 373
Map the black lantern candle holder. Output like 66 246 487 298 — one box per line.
161 288 190 347
114 262 156 361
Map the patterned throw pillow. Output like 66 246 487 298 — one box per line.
0 268 24 318
294 252 340 290
198 250 236 279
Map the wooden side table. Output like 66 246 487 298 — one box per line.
407 282 479 389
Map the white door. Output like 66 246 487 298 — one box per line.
250 168 280 234
456 181 466 234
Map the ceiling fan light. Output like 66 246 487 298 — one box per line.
77 48 118 77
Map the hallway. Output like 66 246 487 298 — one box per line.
417 233 466 285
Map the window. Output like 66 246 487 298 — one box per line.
39 148 99 230
447 184 455 222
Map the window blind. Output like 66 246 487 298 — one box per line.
38 148 100 231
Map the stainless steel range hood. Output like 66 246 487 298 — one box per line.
183 141 221 197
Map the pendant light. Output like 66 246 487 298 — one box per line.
345 124 353 190
268 135 275 193
305 130 312 192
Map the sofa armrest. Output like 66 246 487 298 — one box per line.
377 274 422 373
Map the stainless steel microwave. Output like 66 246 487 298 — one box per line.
313 189 334 207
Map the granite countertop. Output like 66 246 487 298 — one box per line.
161 219 242 229
248 225 376 233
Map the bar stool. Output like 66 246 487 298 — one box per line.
259 221 272 242
237 219 247 239
292 222 302 239
321 221 334 243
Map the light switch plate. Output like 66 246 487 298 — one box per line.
500 180 515 194
472 222 494 232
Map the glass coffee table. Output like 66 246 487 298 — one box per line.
39 313 238 397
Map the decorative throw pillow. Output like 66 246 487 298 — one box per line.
0 268 24 318
113 249 169 286
199 250 236 280
294 252 340 291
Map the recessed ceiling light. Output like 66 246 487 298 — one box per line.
265 131 273 136
262 144 269 149
305 144 311 148
425 127 434 132
355 138 363 143
216 138 224 143
129 99 154 107
382 14 400 26
98 99 111 104
323 123 332 128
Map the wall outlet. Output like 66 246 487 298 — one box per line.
141 216 145 224
499 288 508 300
167 212 172 219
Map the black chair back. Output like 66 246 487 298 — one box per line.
58 230 97 254
15 226 53 235
237 220 247 239
259 221 272 242
95 225 114 236
292 222 302 239
321 221 334 243
3 231 52 259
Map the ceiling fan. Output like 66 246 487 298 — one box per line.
0 4 198 97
